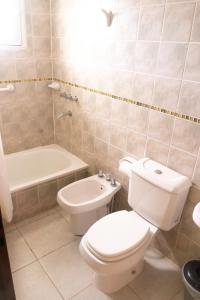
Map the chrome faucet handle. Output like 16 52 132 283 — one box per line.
98 170 104 178
105 174 111 181
73 96 78 102
110 177 116 187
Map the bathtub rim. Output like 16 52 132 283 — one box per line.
5 144 88 193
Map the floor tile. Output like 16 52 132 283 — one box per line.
40 241 93 299
3 221 17 233
70 284 140 300
13 262 63 300
129 254 183 300
56 206 70 222
171 290 184 300
6 230 36 272
15 207 58 228
18 213 76 258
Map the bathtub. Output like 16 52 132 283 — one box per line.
6 144 88 193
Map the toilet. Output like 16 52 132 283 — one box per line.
79 158 191 294
57 174 121 235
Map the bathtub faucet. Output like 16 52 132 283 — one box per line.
56 111 72 120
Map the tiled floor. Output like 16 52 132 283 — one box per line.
5 206 185 300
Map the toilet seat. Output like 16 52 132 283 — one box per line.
86 210 150 262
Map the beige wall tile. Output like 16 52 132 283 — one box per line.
32 14 50 36
172 119 200 155
0 59 16 80
184 44 200 82
148 111 174 145
117 8 139 40
126 130 146 158
153 78 181 111
38 180 58 211
33 37 51 57
135 42 159 73
128 104 149 134
178 81 200 118
16 59 36 79
110 125 127 150
133 73 154 104
167 147 197 178
146 138 169 165
193 157 200 187
110 100 129 127
31 0 50 13
139 6 164 40
191 2 200 42
157 43 187 78
95 118 110 142
162 3 195 42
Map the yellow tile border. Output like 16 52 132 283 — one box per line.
54 78 200 125
0 77 200 124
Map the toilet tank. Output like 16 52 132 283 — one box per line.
128 158 191 231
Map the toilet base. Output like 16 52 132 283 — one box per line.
70 205 108 235
93 260 144 294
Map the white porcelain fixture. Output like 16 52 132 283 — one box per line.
79 158 191 294
57 175 121 235
193 202 200 228
5 144 88 192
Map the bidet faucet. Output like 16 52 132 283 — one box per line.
110 177 116 187
56 111 72 120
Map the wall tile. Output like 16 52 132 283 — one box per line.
153 77 181 111
133 73 154 104
127 104 149 134
193 157 200 187
33 37 51 58
172 119 200 155
148 111 174 145
110 125 127 150
139 6 164 40
16 59 36 79
110 100 129 127
168 147 197 178
38 180 58 211
31 0 50 13
162 3 195 42
135 41 159 73
191 2 200 42
126 130 146 158
178 81 200 118
157 43 187 78
184 44 200 82
0 59 16 80
32 14 50 36
146 138 169 165
117 8 139 40
95 118 110 143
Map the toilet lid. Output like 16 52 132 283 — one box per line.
86 210 150 261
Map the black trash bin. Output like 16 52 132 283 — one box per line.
182 260 200 300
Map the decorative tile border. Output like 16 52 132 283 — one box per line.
0 78 52 84
54 78 200 124
0 77 200 124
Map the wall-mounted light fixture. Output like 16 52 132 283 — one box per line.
101 9 113 27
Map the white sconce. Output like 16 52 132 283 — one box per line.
101 9 113 27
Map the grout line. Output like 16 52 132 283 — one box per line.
0 77 199 124
38 260 65 300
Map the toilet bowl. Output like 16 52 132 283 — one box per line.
79 158 191 293
79 210 157 293
57 174 121 235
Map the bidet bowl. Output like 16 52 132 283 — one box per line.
57 175 121 235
